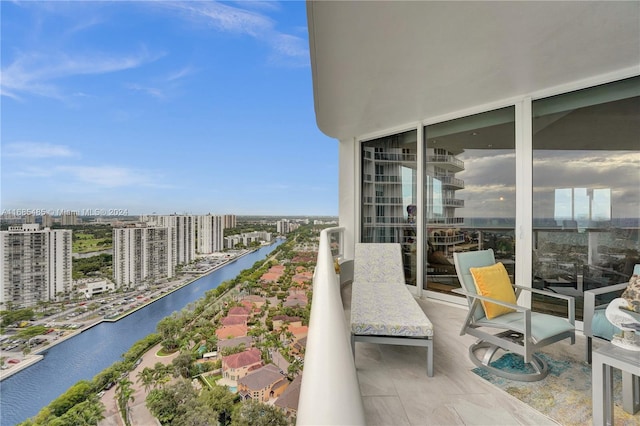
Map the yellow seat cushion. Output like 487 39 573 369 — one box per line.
469 262 517 319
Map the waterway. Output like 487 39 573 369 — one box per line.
0 241 283 425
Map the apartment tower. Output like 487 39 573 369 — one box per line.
0 224 72 308
112 225 175 287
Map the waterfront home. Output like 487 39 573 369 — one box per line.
299 1 639 424
242 295 266 308
228 306 251 316
220 315 248 326
221 347 262 382
215 324 248 340
217 336 253 356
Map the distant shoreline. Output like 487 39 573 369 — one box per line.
0 247 260 381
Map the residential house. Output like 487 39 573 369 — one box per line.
237 364 289 402
215 324 248 340
242 295 266 308
283 293 307 308
221 347 262 382
291 336 306 358
228 306 251 316
272 315 302 330
217 336 253 356
283 324 308 344
275 375 302 419
292 271 313 286
220 315 248 326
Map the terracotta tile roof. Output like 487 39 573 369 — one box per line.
260 272 281 283
228 306 251 316
292 271 313 284
284 292 308 307
286 325 308 337
222 347 262 369
272 315 301 323
221 315 248 326
216 324 248 339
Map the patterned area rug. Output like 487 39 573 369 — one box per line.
472 352 640 426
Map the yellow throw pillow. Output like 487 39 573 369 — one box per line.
469 262 517 319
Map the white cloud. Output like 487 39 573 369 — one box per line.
3 142 78 158
166 66 196 82
160 1 308 66
124 83 165 99
1 49 163 100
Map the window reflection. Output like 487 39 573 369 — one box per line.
424 107 516 295
533 76 640 319
361 130 418 285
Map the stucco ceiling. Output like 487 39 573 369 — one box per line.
306 1 640 141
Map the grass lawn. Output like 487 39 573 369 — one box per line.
73 233 112 253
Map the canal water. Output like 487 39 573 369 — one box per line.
0 241 283 425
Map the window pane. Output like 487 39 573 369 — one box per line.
361 130 418 285
424 107 516 295
532 76 640 320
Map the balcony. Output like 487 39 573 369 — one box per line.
436 175 465 189
298 227 582 425
425 155 465 172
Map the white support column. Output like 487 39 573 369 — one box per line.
515 99 533 307
339 137 357 261
416 124 424 297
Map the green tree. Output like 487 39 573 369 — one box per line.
199 385 238 426
231 400 289 426
157 316 181 352
171 352 194 378
48 380 93 417
145 379 196 425
115 378 135 425
55 398 105 426
136 367 155 392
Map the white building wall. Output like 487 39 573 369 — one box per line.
197 215 223 253
48 229 72 300
113 225 174 288
0 225 72 308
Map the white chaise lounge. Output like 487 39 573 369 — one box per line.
350 243 434 376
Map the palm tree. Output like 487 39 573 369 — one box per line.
136 367 154 392
115 378 135 426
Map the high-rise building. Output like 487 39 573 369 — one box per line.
61 211 78 226
223 214 237 229
197 214 224 254
0 224 72 308
140 215 196 264
42 213 54 228
112 225 175 287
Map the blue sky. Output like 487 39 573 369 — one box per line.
1 1 337 217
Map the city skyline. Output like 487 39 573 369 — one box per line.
1 1 337 216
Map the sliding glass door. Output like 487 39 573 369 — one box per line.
423 107 516 295
361 130 418 286
357 76 639 310
532 76 640 319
